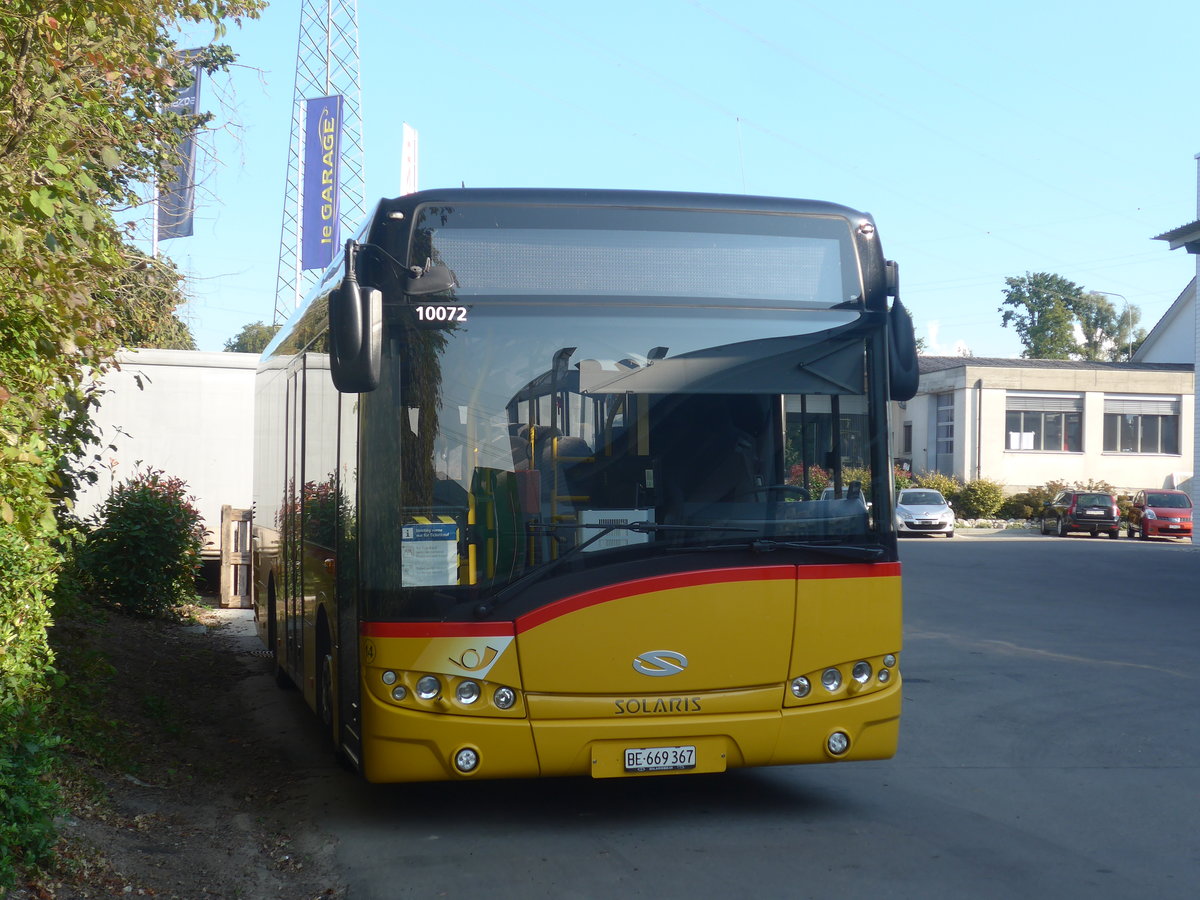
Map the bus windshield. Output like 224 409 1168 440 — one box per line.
355 203 887 621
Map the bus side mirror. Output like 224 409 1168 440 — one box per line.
329 280 381 393
888 295 919 402
329 239 381 393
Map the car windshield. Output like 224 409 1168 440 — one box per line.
1076 494 1111 508
1147 492 1191 509
899 491 944 506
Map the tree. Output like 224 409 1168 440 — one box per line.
105 252 197 349
1111 303 1148 362
224 320 279 353
998 272 1081 359
1069 291 1121 361
0 2 263 887
999 276 1151 361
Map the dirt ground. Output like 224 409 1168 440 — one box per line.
9 603 345 900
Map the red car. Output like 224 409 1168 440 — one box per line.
1126 489 1193 540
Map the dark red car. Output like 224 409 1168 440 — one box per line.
1040 490 1120 538
1126 489 1193 540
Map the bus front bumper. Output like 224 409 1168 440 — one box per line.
360 679 901 783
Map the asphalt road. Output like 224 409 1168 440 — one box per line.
262 532 1200 899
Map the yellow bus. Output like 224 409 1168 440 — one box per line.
253 188 919 782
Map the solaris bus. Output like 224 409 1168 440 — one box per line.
252 188 919 782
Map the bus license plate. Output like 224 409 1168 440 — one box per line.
625 745 696 772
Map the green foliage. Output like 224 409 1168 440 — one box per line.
954 478 1005 519
0 3 263 886
78 469 205 618
104 252 197 350
0 513 63 887
998 275 1148 362
787 463 830 497
912 471 964 505
998 492 1037 520
224 320 280 353
998 272 1082 359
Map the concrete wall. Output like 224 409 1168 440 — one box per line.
74 349 258 551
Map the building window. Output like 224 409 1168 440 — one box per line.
1103 396 1181 454
934 392 954 472
902 421 912 454
1005 393 1082 452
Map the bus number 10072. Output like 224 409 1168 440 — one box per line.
414 304 468 324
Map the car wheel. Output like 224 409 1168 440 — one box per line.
1058 517 1068 537
1139 524 1149 540
1107 529 1119 539
946 530 954 538
1040 517 1049 535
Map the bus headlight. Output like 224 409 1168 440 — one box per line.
381 670 397 685
416 675 441 700
391 684 408 701
493 686 516 709
852 661 872 684
827 732 850 755
455 680 481 705
790 676 811 698
821 668 842 692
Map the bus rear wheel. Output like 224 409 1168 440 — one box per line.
318 652 335 737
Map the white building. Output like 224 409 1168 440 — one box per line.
893 357 1194 496
74 349 258 552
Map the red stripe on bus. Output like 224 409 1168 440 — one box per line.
360 562 901 638
796 561 901 579
360 621 516 639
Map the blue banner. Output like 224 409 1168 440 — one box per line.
301 94 344 270
157 50 203 241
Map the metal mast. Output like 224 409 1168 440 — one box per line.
272 0 367 326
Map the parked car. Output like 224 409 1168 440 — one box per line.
1040 491 1120 538
819 483 869 508
894 488 955 537
1126 489 1193 540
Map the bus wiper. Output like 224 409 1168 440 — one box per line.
474 522 753 618
677 539 884 561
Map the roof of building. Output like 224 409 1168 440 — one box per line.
918 355 1193 375
1153 220 1200 253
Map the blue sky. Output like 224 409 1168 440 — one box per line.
161 0 1199 356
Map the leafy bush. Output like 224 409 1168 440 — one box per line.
955 478 1005 519
788 464 830 497
0 515 63 888
998 492 1037 520
78 469 205 618
912 472 964 506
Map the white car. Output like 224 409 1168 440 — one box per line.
895 488 955 537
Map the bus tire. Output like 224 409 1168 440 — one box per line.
318 651 336 737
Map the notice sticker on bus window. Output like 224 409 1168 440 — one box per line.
401 522 459 586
